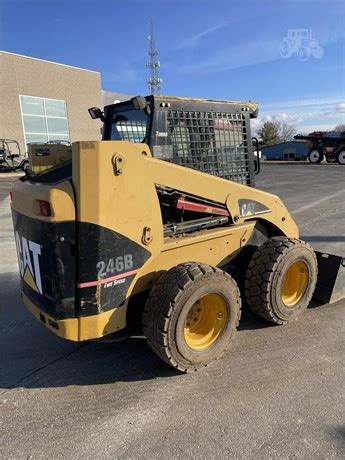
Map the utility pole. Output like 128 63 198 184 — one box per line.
146 18 163 95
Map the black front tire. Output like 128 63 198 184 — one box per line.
308 149 323 163
245 237 317 325
143 262 241 372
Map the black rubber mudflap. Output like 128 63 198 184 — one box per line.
313 251 345 304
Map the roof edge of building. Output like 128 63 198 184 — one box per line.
261 140 305 148
0 50 100 74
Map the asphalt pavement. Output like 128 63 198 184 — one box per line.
1 164 344 459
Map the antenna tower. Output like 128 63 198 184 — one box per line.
146 18 163 95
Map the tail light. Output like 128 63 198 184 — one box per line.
38 200 52 217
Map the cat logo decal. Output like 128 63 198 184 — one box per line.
15 232 43 294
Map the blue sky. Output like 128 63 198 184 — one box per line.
1 0 344 133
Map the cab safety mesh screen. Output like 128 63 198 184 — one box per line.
167 110 250 185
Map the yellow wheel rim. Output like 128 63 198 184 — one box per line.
281 261 309 307
183 293 228 350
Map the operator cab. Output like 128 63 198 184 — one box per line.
90 95 260 186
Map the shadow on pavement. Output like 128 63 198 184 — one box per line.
1 334 182 390
302 235 345 243
0 270 329 391
325 426 345 449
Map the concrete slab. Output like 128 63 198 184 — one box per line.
1 165 344 459
0 172 24 179
256 164 345 304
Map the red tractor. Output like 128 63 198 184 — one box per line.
295 131 345 165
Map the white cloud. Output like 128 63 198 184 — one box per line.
313 26 345 47
177 38 280 75
172 19 345 75
173 14 259 52
298 123 339 133
308 101 345 117
335 102 345 113
251 112 303 133
261 97 344 112
175 22 229 50
252 98 345 135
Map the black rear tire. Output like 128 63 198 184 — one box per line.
245 237 317 325
21 160 30 171
143 262 241 372
308 149 323 163
337 150 345 165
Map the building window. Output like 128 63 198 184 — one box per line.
19 95 70 145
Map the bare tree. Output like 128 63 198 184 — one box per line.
258 120 296 145
279 121 297 142
335 124 345 132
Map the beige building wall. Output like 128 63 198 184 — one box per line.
0 51 103 153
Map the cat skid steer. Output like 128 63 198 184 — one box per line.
11 95 340 372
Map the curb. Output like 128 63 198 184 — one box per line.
0 172 24 178
262 161 341 166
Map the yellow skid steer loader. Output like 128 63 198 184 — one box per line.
11 95 331 372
